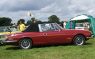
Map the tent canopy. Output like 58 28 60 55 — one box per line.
66 14 95 37
71 15 89 21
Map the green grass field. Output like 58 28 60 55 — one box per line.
0 38 95 59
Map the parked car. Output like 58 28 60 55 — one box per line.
0 26 20 35
0 26 20 44
3 23 91 49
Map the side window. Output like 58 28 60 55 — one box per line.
52 23 62 30
40 24 55 32
41 24 48 32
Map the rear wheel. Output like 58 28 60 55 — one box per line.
73 35 85 45
19 38 32 49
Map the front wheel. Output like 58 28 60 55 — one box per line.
73 35 86 45
19 38 32 49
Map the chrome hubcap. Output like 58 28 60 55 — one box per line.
21 39 30 49
75 37 84 45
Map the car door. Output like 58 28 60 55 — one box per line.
31 32 48 45
38 23 57 45
31 24 51 45
44 30 67 45
41 23 66 45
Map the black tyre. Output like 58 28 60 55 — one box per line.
0 40 4 46
19 38 32 49
73 35 85 45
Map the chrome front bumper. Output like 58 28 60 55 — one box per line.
0 39 17 45
3 39 17 43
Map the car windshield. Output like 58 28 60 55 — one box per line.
10 27 19 32
0 26 11 32
0 26 18 32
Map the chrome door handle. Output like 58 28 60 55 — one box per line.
43 33 47 36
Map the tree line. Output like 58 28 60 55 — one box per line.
0 15 63 26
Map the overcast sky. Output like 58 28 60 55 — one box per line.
0 0 95 23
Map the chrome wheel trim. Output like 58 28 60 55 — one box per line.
20 39 31 49
75 36 84 45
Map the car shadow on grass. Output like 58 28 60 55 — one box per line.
0 45 6 46
6 46 20 50
5 44 71 50
84 43 92 45
5 43 92 50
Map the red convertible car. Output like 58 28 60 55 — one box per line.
3 23 91 49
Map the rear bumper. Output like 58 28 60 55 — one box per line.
86 36 93 40
87 36 92 39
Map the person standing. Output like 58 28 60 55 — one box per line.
23 19 39 32
17 19 26 32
